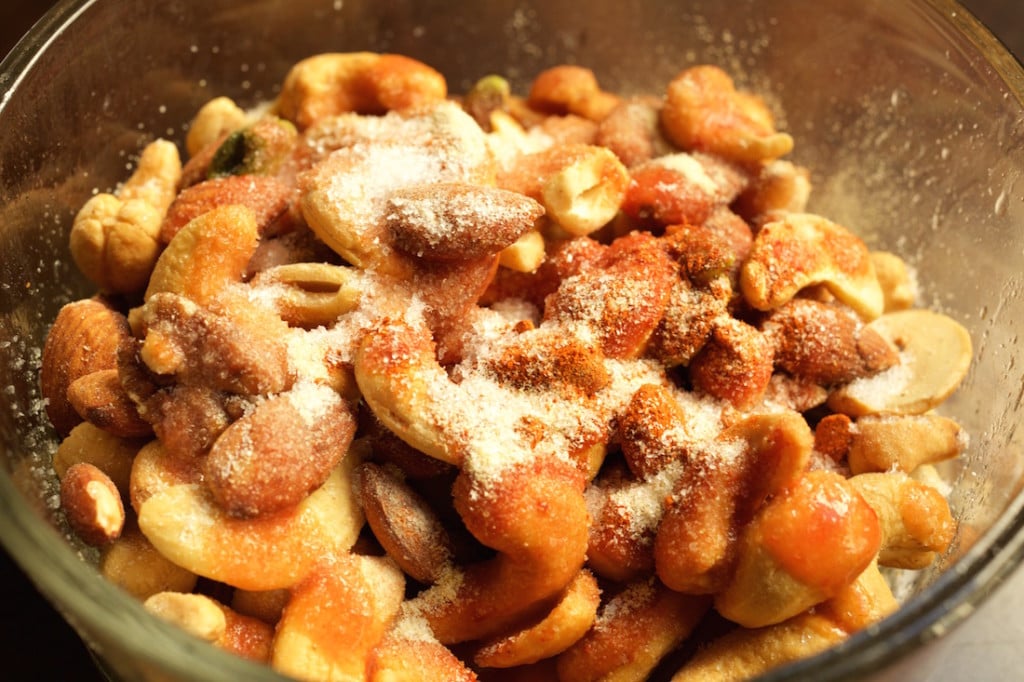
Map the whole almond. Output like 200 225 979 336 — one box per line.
160 175 293 243
204 383 357 518
41 298 131 436
60 462 126 546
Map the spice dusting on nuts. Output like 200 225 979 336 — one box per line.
42 52 973 681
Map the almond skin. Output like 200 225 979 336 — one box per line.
203 383 357 518
41 298 131 437
60 462 126 546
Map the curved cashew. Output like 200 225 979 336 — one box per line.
673 560 895 681
828 309 972 416
847 414 963 474
474 569 600 668
367 614 478 681
741 212 884 320
714 470 880 628
70 139 182 294
555 580 709 682
661 65 793 164
354 319 463 465
527 64 621 122
137 454 364 591
655 411 812 594
145 204 259 303
274 52 447 129
850 472 955 569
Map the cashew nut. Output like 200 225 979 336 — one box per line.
274 52 447 129
70 139 183 293
661 65 794 164
740 212 884 320
847 414 963 474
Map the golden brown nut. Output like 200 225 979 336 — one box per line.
828 309 972 416
41 297 131 436
274 52 448 129
661 65 793 164
59 462 126 546
203 382 357 518
714 470 881 628
850 472 956 569
847 414 963 474
556 580 710 682
66 368 152 438
474 569 600 668
271 554 405 680
688 316 774 409
740 213 884 320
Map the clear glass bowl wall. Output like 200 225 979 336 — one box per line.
2 0 1023 680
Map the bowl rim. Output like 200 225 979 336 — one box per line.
2 0 1024 680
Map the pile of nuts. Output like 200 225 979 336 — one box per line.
41 52 972 680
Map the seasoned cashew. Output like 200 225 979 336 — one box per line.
274 52 447 129
145 204 259 304
367 612 478 681
850 472 955 569
186 96 248 157
474 569 600 668
499 143 629 237
828 309 972 416
655 411 812 594
733 159 811 220
527 65 621 121
556 580 710 682
137 455 364 591
69 139 182 294
871 250 917 312
661 65 793 164
740 212 884 320
714 471 880 628
847 414 963 474
272 554 405 681
250 262 363 328
674 560 895 681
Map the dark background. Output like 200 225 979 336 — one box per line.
1 1 1021 680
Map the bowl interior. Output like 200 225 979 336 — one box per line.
3 0 1024 680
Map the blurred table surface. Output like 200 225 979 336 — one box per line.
2 1 1023 681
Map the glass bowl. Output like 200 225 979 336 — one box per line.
2 0 1023 680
